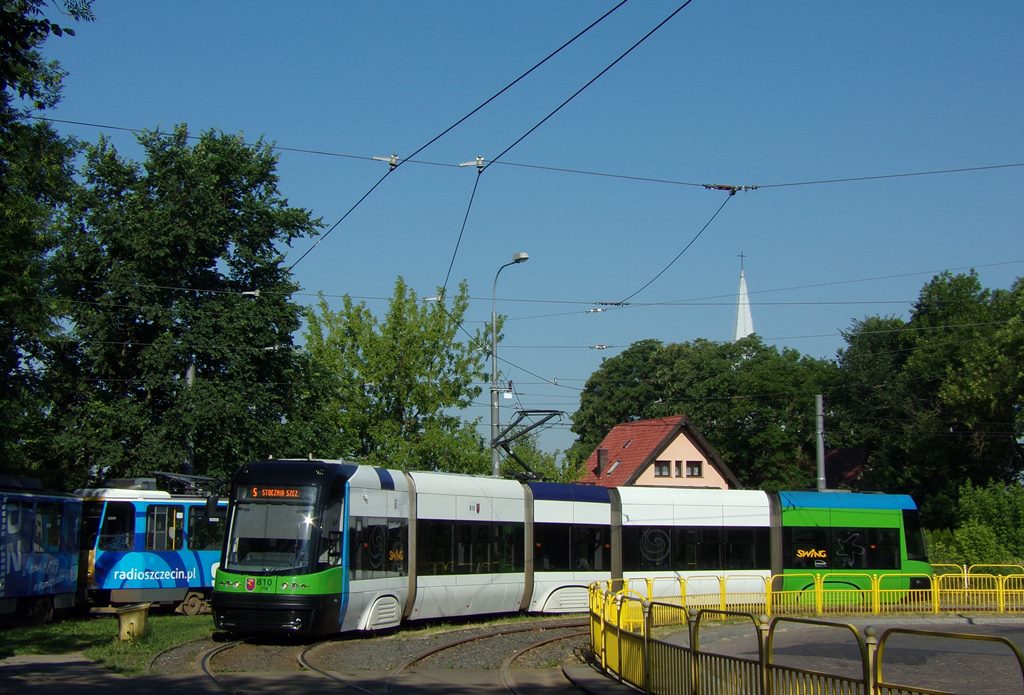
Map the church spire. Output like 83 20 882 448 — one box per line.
733 252 754 340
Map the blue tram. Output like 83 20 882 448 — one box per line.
78 480 226 615
0 480 82 624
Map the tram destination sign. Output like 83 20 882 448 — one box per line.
237 485 316 502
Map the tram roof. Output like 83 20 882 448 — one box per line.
779 490 917 510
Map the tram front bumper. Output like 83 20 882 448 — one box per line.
212 591 340 634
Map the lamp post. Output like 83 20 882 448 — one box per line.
491 251 529 477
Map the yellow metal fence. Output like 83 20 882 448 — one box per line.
609 566 1024 618
589 570 1024 695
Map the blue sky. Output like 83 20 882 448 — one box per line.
42 2 1024 457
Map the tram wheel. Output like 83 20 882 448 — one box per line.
25 596 55 624
181 591 206 616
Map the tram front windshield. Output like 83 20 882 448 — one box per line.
224 484 319 574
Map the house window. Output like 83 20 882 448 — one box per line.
654 460 671 477
686 461 703 477
674 461 683 477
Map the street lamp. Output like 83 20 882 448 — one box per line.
491 251 529 477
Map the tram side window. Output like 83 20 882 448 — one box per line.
572 524 610 571
455 522 490 573
417 520 523 575
98 502 134 550
350 515 408 579
387 517 408 575
831 527 900 570
724 527 770 570
316 491 343 571
417 520 454 575
622 526 673 572
491 523 524 573
902 509 928 562
534 522 571 571
783 526 901 570
623 525 767 572
81 502 103 550
5 501 33 554
61 501 80 553
696 527 723 569
783 527 830 570
187 505 225 551
146 505 184 551
33 502 62 553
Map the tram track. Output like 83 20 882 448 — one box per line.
497 627 591 695
192 617 590 694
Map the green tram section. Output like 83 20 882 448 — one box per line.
777 491 931 592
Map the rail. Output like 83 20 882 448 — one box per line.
589 571 1024 695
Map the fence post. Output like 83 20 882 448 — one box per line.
688 608 700 695
765 575 773 617
998 575 1006 614
872 574 881 615
932 574 941 614
815 574 824 616
615 594 624 682
600 591 610 671
720 575 728 611
646 577 654 601
864 626 879 695
756 614 770 695
642 599 651 693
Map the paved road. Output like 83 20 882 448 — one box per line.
675 615 1024 694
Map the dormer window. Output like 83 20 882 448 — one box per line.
622 439 632 449
607 460 621 475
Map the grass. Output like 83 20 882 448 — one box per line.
1 612 217 675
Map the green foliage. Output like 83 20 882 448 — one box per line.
954 480 1024 562
34 126 320 485
831 272 1024 526
0 0 91 479
567 338 664 464
925 481 1024 566
569 335 836 489
950 519 1008 567
0 0 93 114
286 278 490 473
923 528 957 565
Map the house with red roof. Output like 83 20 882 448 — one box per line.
577 415 741 489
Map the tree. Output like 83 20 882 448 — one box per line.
0 0 93 119
0 0 91 478
287 278 491 474
566 338 664 465
832 272 1023 526
39 126 320 486
569 335 836 489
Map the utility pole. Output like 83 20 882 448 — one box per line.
816 394 826 490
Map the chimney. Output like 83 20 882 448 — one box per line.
596 448 607 476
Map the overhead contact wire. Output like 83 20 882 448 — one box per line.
617 191 733 304
484 0 696 170
289 1 631 271
441 170 483 296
